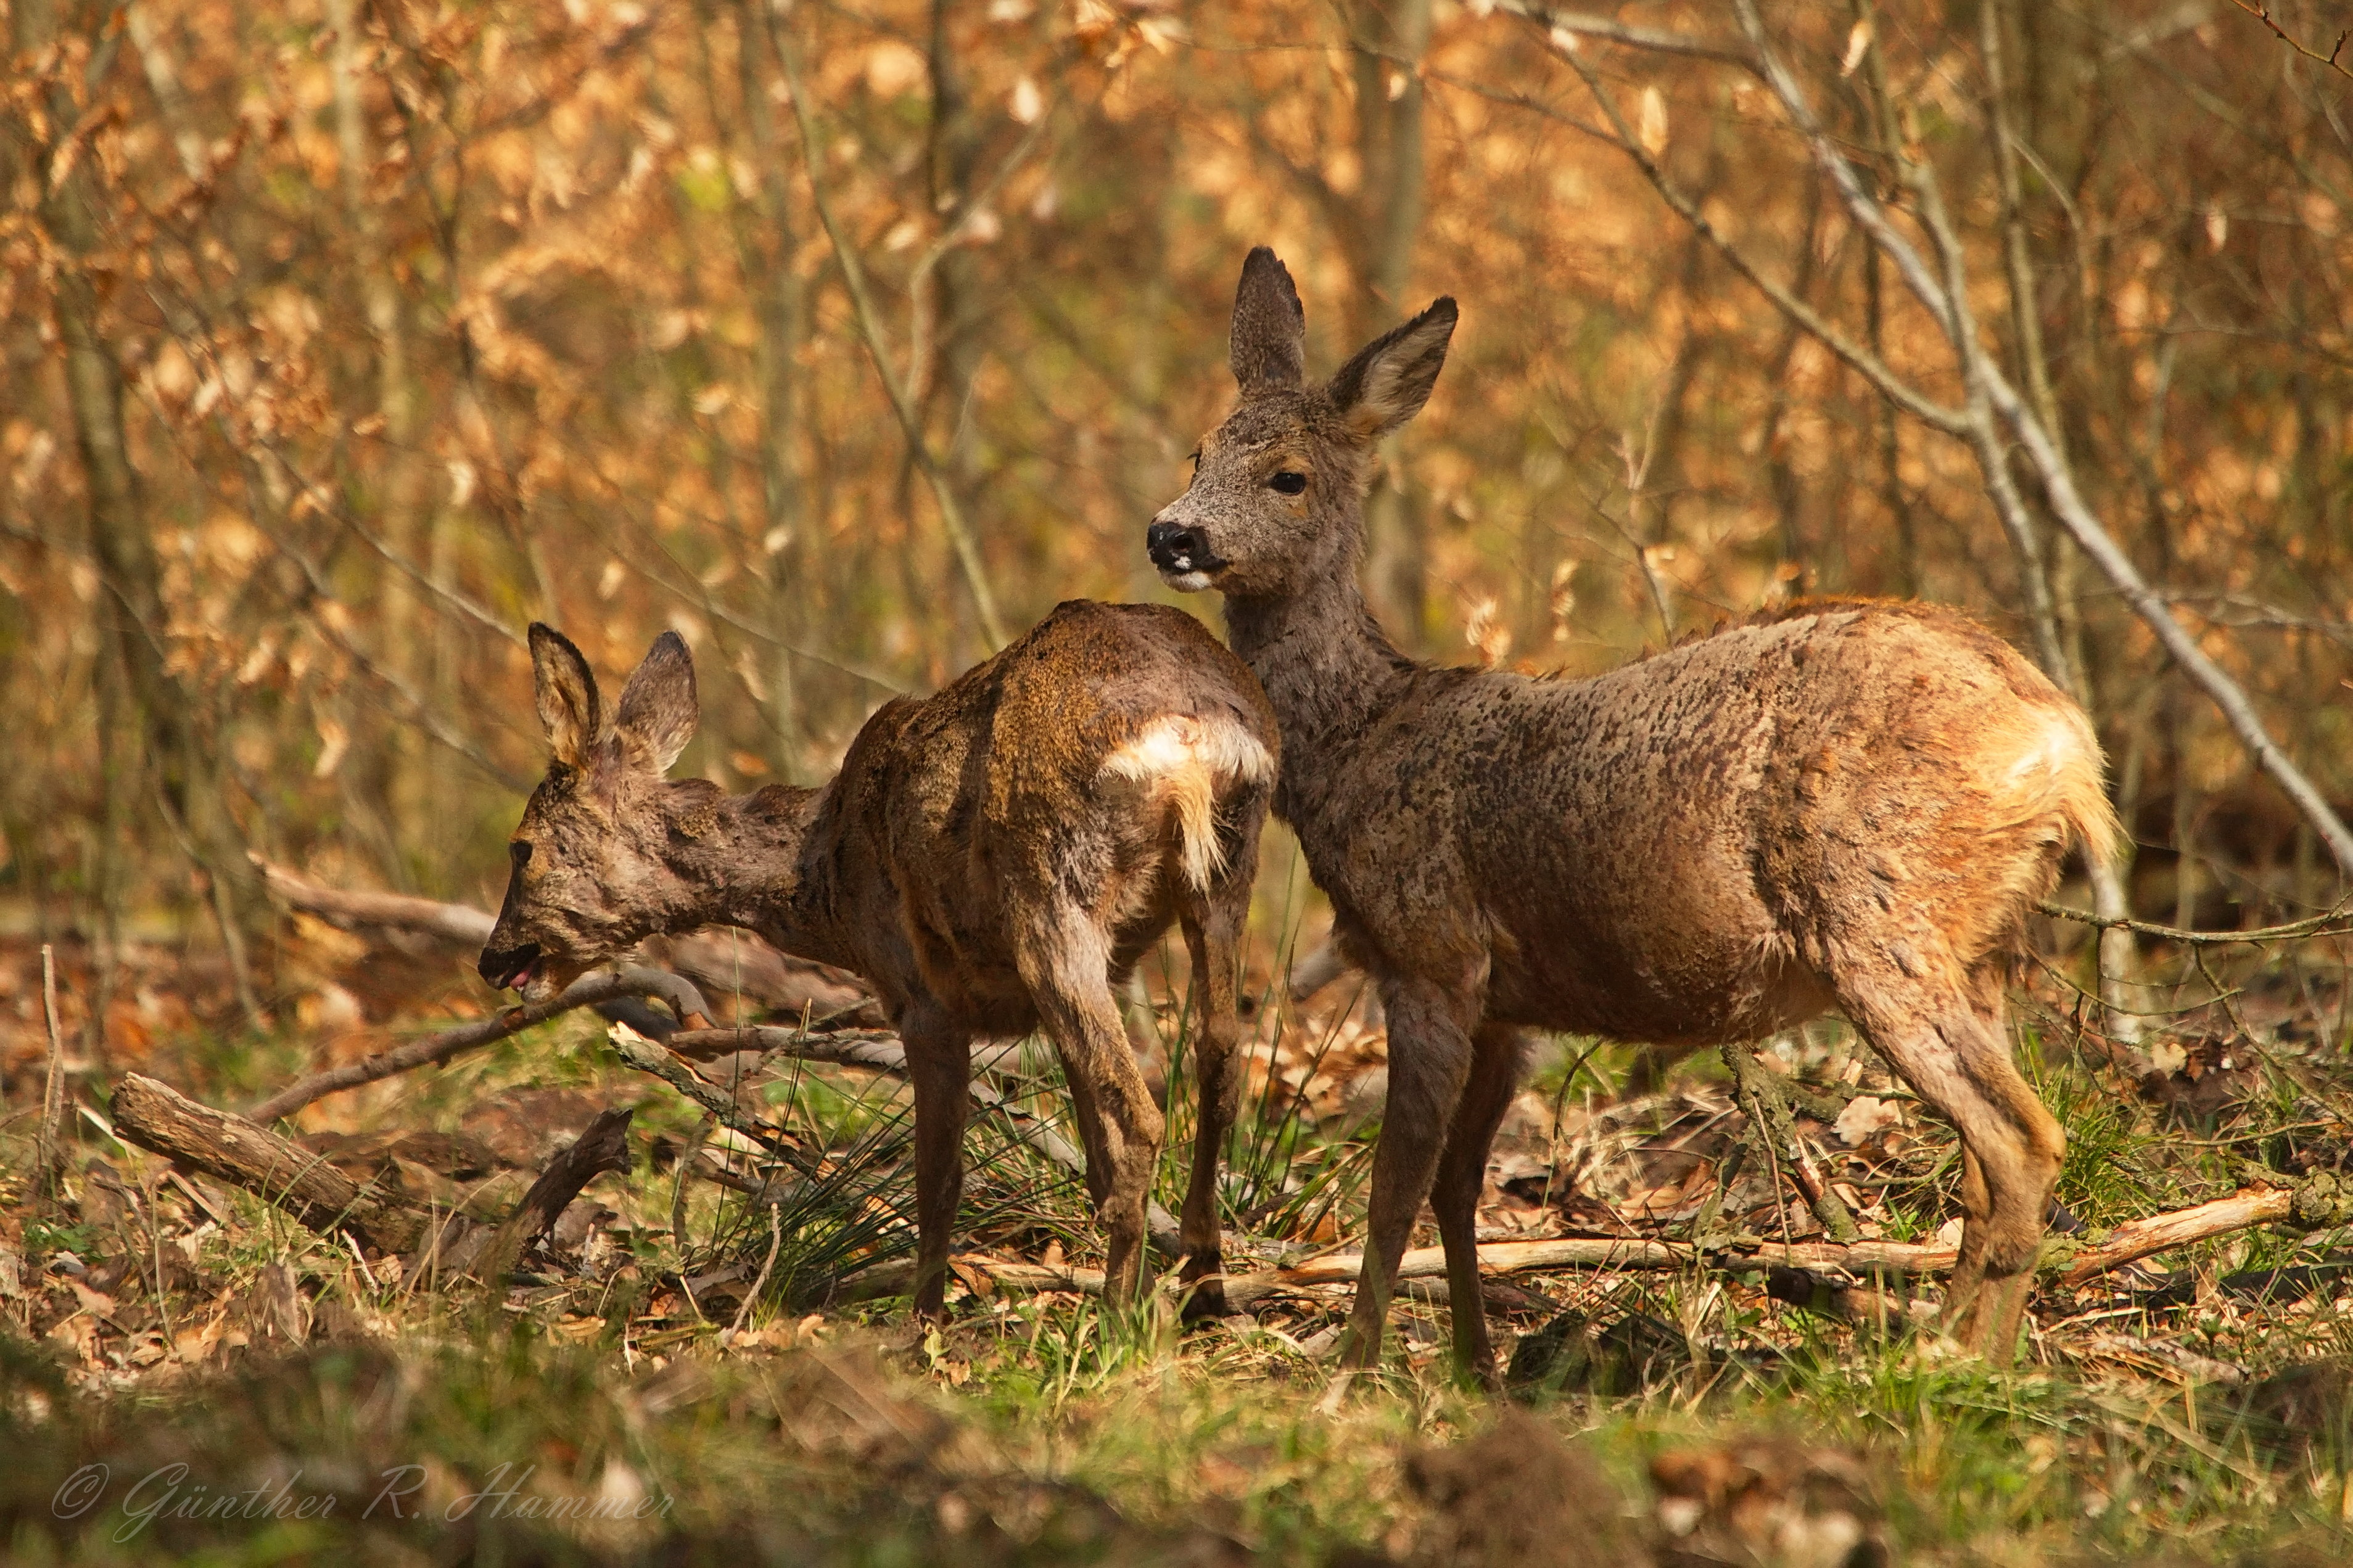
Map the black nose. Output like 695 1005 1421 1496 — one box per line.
478 941 540 991
1147 521 1214 573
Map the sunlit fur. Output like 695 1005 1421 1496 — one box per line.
479 602 1278 1319
1148 248 2119 1382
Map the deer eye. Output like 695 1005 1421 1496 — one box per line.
509 840 534 867
1270 470 1307 495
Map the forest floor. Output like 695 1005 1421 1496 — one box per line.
5 902 2353 1566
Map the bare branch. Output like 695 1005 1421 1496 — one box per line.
1499 1 1758 68
773 22 1008 651
1725 0 2353 877
1536 43 1969 436
2038 898 2353 946
2227 0 2353 81
247 967 712 1125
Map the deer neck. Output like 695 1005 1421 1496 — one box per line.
1222 562 1416 826
657 781 859 970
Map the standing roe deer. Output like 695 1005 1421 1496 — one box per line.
477 601 1277 1316
1146 248 2118 1381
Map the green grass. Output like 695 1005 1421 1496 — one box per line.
18 917 2353 1563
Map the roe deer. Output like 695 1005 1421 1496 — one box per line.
477 601 1277 1316
1146 248 2118 1381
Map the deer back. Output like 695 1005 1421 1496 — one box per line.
807 601 1276 1022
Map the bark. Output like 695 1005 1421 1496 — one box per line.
464 1107 634 1286
113 1073 429 1254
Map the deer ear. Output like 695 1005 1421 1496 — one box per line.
529 623 601 768
1230 246 1306 393
613 630 698 776
1328 297 1457 439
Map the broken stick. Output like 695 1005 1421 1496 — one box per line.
249 967 712 1125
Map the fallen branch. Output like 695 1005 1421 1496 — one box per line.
2055 1184 2341 1287
253 855 495 945
256 857 881 1024
249 967 712 1125
113 1073 427 1255
822 1176 2353 1310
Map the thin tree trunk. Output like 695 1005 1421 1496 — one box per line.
1353 0 1435 644
734 0 809 773
14 0 267 1008
1976 0 2140 1030
328 0 431 871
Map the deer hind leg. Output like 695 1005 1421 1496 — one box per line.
1017 908 1167 1305
1838 966 2062 1364
1429 1023 1525 1389
901 1008 973 1324
1340 974 1478 1373
1174 887 1248 1316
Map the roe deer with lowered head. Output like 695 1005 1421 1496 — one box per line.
477 601 1277 1316
1147 248 2118 1382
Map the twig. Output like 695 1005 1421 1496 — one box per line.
1724 0 2353 876
1499 1 1758 67
665 1022 1184 1252
253 855 495 945
2227 0 2353 81
2037 899 2353 946
1539 41 1969 435
471 1107 635 1287
836 1171 2353 1308
247 967 712 1125
727 1205 783 1343
39 944 68 1197
1723 1040 1859 1243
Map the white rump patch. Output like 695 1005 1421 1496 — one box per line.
2004 708 2088 786
1101 716 1274 890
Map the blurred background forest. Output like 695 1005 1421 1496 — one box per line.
7 0 2353 1040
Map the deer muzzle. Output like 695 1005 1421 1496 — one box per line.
1146 521 1226 587
477 940 542 993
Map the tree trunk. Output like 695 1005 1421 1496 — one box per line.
12 0 268 1001
1350 0 1435 646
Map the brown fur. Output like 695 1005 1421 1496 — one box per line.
1146 248 2120 1381
479 602 1278 1316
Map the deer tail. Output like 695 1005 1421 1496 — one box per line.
1101 716 1275 892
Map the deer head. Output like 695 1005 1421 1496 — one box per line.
477 623 706 999
1147 247 1456 601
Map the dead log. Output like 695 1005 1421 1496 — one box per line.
112 1073 427 1255
424 1107 637 1285
249 967 712 1125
